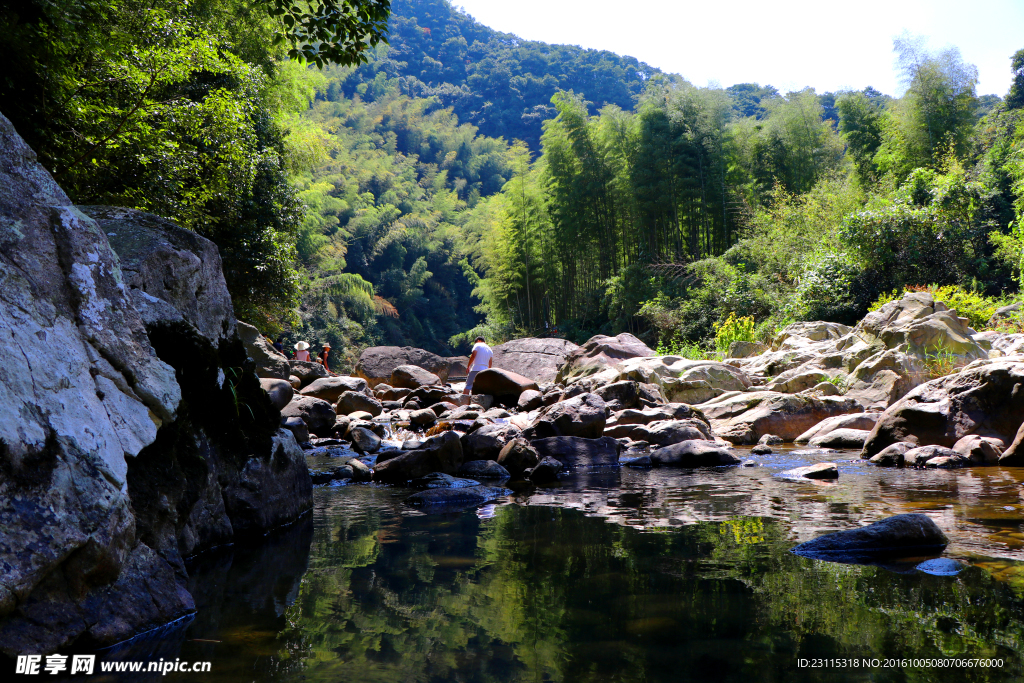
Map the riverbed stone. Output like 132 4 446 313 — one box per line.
517 389 544 411
373 432 463 483
282 416 310 444
336 390 383 417
779 462 839 479
300 376 369 403
530 436 620 468
496 438 540 476
860 358 1024 459
649 440 741 467
700 391 862 445
952 434 1003 464
390 364 441 389
526 392 608 439
457 460 511 479
867 441 915 466
349 426 382 454
790 513 948 562
796 413 881 444
529 456 564 483
260 378 294 411
405 485 509 509
471 368 541 402
461 423 521 461
808 428 871 450
281 396 337 436
903 445 960 468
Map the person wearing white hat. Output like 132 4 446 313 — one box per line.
294 341 311 362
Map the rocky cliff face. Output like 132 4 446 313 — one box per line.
0 113 311 655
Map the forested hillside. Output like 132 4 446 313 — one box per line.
338 0 663 150
4 0 1024 369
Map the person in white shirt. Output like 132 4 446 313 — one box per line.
294 340 311 362
463 336 493 394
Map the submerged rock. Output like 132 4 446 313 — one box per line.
528 456 564 483
779 462 839 480
791 513 948 563
409 472 481 489
404 485 510 509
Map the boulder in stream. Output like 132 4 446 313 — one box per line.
791 513 948 563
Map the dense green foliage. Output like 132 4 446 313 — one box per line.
463 30 1024 349
336 0 663 150
0 0 390 330
6 0 1024 359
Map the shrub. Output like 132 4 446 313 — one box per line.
714 313 756 353
868 284 1004 329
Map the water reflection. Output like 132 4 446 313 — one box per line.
127 450 1024 683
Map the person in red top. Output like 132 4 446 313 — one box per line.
318 343 332 373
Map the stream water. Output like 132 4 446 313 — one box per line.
96 448 1024 682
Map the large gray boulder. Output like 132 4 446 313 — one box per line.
491 337 580 383
556 333 654 383
0 113 188 654
236 321 290 379
299 375 369 403
461 423 522 461
0 113 312 655
471 368 541 402
526 392 608 439
649 441 741 467
288 360 328 388
390 364 441 389
860 358 1024 460
81 205 236 345
355 346 449 388
700 391 862 445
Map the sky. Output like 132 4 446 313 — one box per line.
451 0 1024 97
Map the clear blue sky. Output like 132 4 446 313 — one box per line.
452 0 1024 97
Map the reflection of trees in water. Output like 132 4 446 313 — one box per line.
272 499 1024 683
